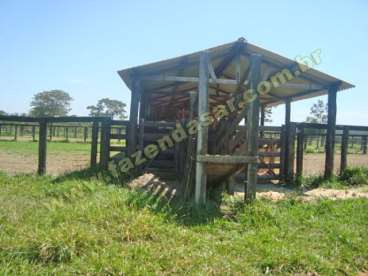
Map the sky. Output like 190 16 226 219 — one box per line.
0 1 367 125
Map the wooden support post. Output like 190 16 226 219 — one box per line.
65 127 69 141
84 126 88 143
325 84 338 179
48 125 52 141
195 51 210 205
245 54 261 202
38 119 47 175
284 97 291 181
99 118 111 169
362 136 367 154
90 121 99 167
296 126 304 179
340 126 349 174
20 126 24 137
14 125 18 141
32 126 36 141
184 91 197 200
128 79 141 155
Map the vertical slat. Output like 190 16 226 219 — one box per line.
38 119 47 175
195 51 210 205
245 53 261 202
90 121 99 167
128 79 141 155
296 126 304 179
325 84 338 178
340 126 349 174
84 126 88 143
65 127 69 141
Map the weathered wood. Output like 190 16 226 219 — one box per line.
32 126 36 141
362 136 367 154
195 51 210 205
325 85 337 178
340 126 349 174
296 126 304 178
128 79 141 155
283 98 292 181
84 126 88 143
99 118 111 169
38 119 47 175
90 121 99 167
14 125 18 140
183 91 197 200
140 75 240 86
65 127 69 141
245 54 261 202
197 155 258 164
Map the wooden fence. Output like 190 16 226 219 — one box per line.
286 122 368 179
0 115 129 175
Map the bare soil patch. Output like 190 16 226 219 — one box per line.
0 151 90 175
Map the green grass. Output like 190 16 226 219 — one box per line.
297 167 368 189
0 140 91 155
0 171 367 274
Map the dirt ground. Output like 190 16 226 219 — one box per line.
0 151 90 175
303 153 368 175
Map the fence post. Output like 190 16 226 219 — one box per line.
38 119 47 175
90 121 99 167
99 118 111 169
340 126 349 175
65 127 69 141
362 135 367 155
32 126 36 141
14 125 18 141
84 126 88 143
296 125 304 179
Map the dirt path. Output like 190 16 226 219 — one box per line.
0 151 90 175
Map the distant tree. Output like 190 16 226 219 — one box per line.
30 90 73 117
306 100 327 124
0 110 7 116
87 98 127 119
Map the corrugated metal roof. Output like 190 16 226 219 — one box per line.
118 38 354 112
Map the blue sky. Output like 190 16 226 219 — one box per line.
0 1 367 125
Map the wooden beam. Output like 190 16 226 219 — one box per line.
197 155 258 164
195 51 210 205
140 75 239 86
245 54 261 202
325 84 338 179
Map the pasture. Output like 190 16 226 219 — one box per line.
0 171 367 275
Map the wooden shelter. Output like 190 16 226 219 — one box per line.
117 38 354 203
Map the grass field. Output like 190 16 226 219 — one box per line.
0 170 367 275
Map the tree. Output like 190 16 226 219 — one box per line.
306 100 327 124
87 98 127 119
30 90 73 117
0 110 7 116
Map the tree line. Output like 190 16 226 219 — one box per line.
0 90 127 119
